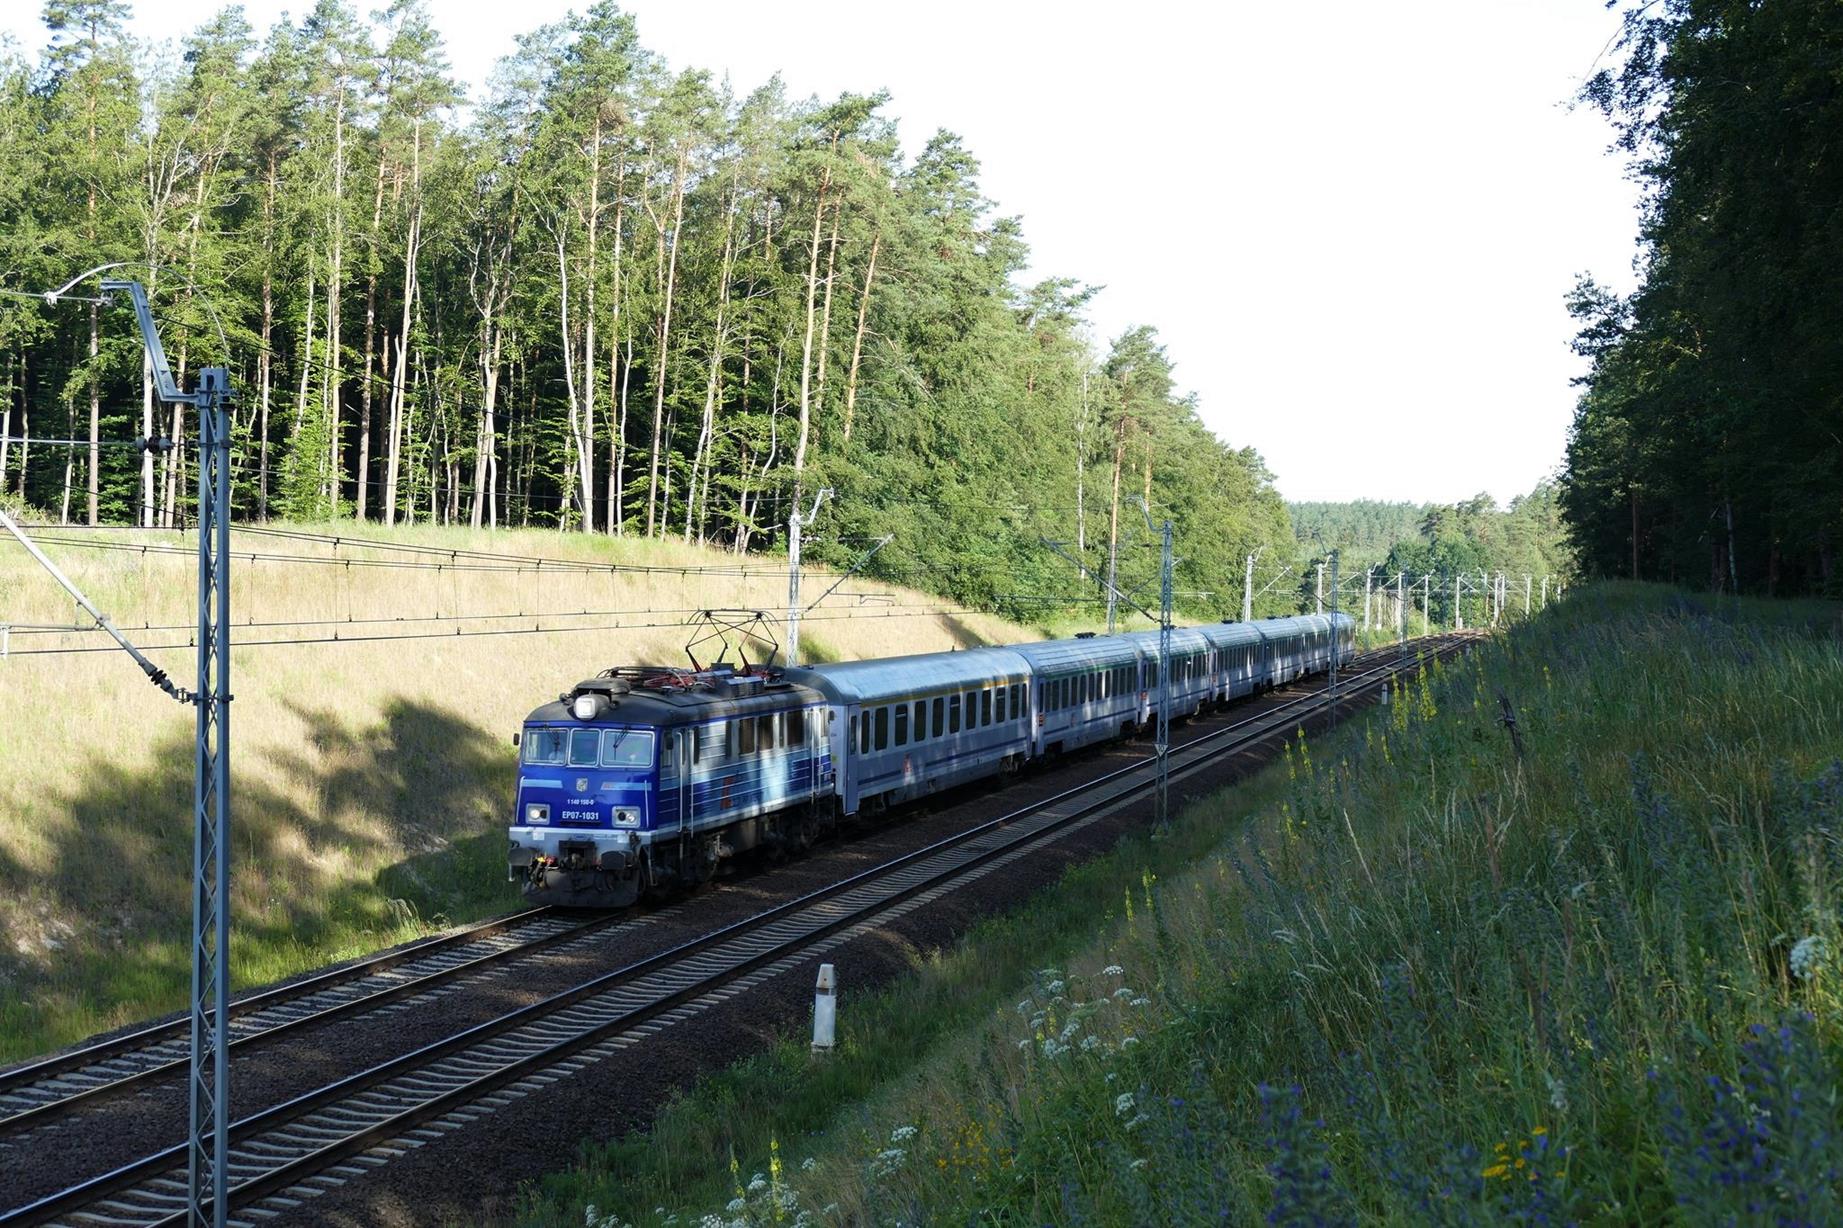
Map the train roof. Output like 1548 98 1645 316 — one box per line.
1007 634 1140 672
783 645 1032 706
523 667 826 728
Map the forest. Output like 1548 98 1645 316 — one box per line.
0 0 1296 618
1563 0 1843 597
1288 484 1572 620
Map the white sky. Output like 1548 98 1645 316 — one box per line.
3 0 1642 506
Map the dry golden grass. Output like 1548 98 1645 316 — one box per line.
0 520 1025 1061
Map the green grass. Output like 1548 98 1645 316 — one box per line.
527 583 1843 1226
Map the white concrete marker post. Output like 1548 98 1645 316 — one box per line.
812 963 837 1054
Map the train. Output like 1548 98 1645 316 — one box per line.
507 613 1357 907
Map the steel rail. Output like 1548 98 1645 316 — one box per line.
0 908 619 1133
2 636 1466 1228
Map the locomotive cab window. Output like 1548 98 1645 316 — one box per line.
522 729 568 765
568 728 601 767
601 729 654 768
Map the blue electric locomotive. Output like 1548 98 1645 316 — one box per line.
508 665 833 907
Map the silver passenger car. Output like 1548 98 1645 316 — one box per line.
785 646 1033 815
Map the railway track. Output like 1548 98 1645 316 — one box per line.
0 907 622 1136
0 635 1466 1228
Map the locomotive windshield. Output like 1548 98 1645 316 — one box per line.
520 726 654 768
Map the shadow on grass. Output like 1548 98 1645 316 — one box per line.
0 698 518 1062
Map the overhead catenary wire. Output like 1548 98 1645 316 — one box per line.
0 603 986 657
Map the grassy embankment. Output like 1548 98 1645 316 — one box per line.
527 583 1843 1226
0 520 1025 1063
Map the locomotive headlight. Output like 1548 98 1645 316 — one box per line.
572 694 602 721
525 803 550 824
612 808 640 827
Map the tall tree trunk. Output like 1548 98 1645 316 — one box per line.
579 114 600 531
840 228 880 445
555 222 583 528
322 78 350 508
645 150 689 537
356 156 387 520
86 304 99 525
810 198 843 452
604 159 626 534
685 175 740 542
792 160 832 485
258 151 278 518
384 190 423 525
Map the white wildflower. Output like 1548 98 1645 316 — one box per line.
871 1147 907 1177
1029 1012 1047 1030
1115 1092 1136 1117
1046 979 1066 995
1017 1037 1032 1052
1016 998 1033 1014
1060 1020 1081 1043
1124 1114 1148 1131
1130 996 1150 1008
1106 1072 1119 1083
1122 1035 1140 1048
1113 987 1135 1000
725 1198 746 1214
1130 1157 1149 1170
1791 934 1831 981
1547 1073 1569 1114
800 1156 818 1172
890 1125 919 1144
1102 964 1124 976
747 1174 768 1194
1080 1035 1101 1052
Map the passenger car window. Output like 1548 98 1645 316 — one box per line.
874 706 889 750
894 704 908 746
995 686 1006 724
949 694 961 733
523 729 567 765
858 712 870 754
981 689 992 726
932 696 945 734
913 700 925 741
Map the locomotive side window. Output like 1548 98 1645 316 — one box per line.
523 729 568 765
787 711 806 746
894 703 908 746
874 706 889 750
740 717 757 756
601 729 655 768
758 714 776 752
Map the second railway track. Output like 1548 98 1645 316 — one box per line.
1 636 1468 1228
0 907 623 1135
